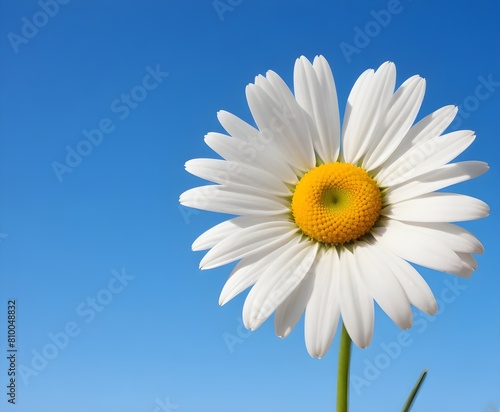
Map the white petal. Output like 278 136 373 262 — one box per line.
304 249 341 358
243 242 318 330
395 105 458 148
219 238 300 305
378 247 438 315
385 220 483 254
456 253 478 277
217 110 259 139
382 192 490 222
203 131 246 162
294 56 340 163
179 184 290 216
192 215 285 251
219 260 263 306
246 73 315 171
355 242 413 329
342 62 396 165
219 259 261 305
194 216 257 251
341 68 372 161
375 105 458 183
385 161 489 204
313 56 341 161
376 130 476 187
363 76 426 171
373 220 468 275
254 74 280 102
192 220 236 251
339 248 374 348
185 158 291 196
204 132 297 184
200 220 299 269
274 270 315 339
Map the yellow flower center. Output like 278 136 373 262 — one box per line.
291 162 382 245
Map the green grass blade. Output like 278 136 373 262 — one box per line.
401 369 428 412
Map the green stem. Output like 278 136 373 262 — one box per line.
337 323 352 412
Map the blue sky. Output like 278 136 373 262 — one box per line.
0 1 499 411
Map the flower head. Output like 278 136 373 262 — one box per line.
180 56 489 358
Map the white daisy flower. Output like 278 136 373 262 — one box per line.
180 56 489 358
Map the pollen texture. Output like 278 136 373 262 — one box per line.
291 162 382 245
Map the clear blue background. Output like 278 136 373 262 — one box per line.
1 1 499 411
